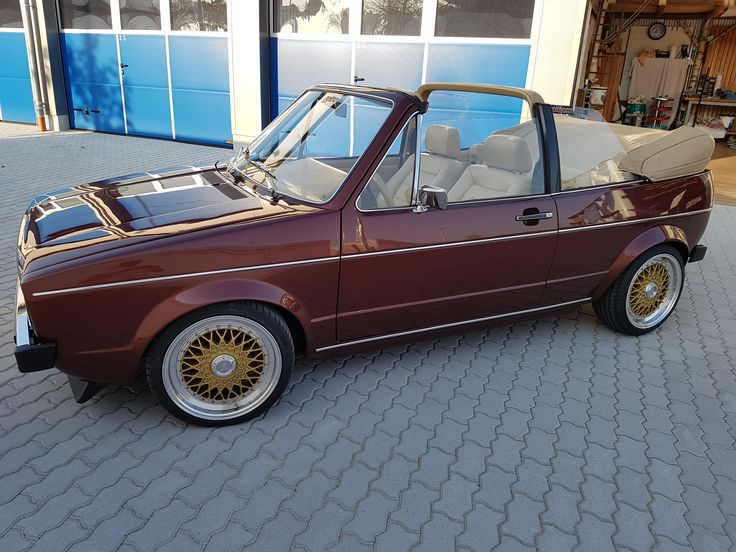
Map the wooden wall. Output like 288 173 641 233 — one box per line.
699 19 736 121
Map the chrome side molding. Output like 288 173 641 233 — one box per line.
316 297 591 352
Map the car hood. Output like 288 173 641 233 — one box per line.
18 165 312 273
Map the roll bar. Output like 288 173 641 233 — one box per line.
416 82 546 113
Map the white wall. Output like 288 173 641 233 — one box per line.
619 26 692 100
229 1 263 145
526 0 588 106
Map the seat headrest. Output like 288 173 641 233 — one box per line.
425 125 461 159
477 135 532 173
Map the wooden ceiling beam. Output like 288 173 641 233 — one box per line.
606 1 730 15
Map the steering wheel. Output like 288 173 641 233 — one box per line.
368 174 395 208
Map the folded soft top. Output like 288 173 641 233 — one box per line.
549 117 714 187
614 125 715 182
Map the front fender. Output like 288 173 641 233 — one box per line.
131 278 315 359
590 224 689 301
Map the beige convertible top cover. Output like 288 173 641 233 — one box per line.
615 125 715 182
552 117 715 188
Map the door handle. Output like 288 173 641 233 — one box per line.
353 75 365 83
516 211 553 222
120 63 129 68
516 210 553 226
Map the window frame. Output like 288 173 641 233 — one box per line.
0 0 24 28
118 0 163 31
433 0 536 40
168 0 228 33
360 0 423 37
272 0 350 36
268 0 537 45
549 106 651 194
355 113 420 213
244 86 397 207
406 93 555 208
56 0 114 31
55 0 229 35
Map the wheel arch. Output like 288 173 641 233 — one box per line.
133 278 312 371
591 224 689 301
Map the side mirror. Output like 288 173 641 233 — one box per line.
416 184 448 211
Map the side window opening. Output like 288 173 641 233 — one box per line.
418 91 544 203
357 116 418 210
552 107 640 191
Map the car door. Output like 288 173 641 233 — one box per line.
338 198 558 342
336 96 558 343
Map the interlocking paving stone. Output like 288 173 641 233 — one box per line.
0 122 735 550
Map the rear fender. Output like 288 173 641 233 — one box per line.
590 224 689 301
131 278 314 360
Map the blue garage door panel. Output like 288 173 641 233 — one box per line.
355 42 424 91
61 33 124 133
0 32 35 123
170 89 230 145
119 34 172 139
276 39 351 114
169 36 231 144
425 43 531 145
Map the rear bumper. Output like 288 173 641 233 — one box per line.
14 279 56 374
689 244 707 263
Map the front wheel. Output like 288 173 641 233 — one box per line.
593 245 685 336
146 303 294 426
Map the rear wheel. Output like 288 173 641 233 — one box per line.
593 245 684 336
146 303 294 426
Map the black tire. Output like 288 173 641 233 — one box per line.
593 244 685 336
146 302 294 426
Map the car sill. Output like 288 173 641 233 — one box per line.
316 297 591 352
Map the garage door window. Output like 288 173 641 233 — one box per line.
0 0 23 28
274 0 349 34
120 0 162 30
361 0 422 36
435 0 535 39
170 0 227 32
58 0 112 29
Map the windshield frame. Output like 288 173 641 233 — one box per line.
234 87 397 207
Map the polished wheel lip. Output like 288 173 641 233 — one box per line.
162 315 282 421
626 253 682 330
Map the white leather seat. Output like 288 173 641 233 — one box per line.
449 135 533 202
379 125 464 206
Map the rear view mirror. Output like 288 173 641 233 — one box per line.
417 184 447 211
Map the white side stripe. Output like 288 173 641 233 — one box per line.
33 257 338 297
315 298 591 352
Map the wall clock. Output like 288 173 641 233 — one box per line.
648 22 667 40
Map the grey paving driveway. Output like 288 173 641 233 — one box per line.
1 122 736 552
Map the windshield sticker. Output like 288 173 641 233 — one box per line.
321 94 343 108
550 105 605 122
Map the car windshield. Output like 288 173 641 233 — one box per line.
234 90 394 204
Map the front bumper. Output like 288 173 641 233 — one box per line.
15 279 104 403
689 244 707 263
14 279 56 374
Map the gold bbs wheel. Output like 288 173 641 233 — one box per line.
625 253 683 330
161 315 282 421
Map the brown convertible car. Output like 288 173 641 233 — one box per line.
15 83 715 425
